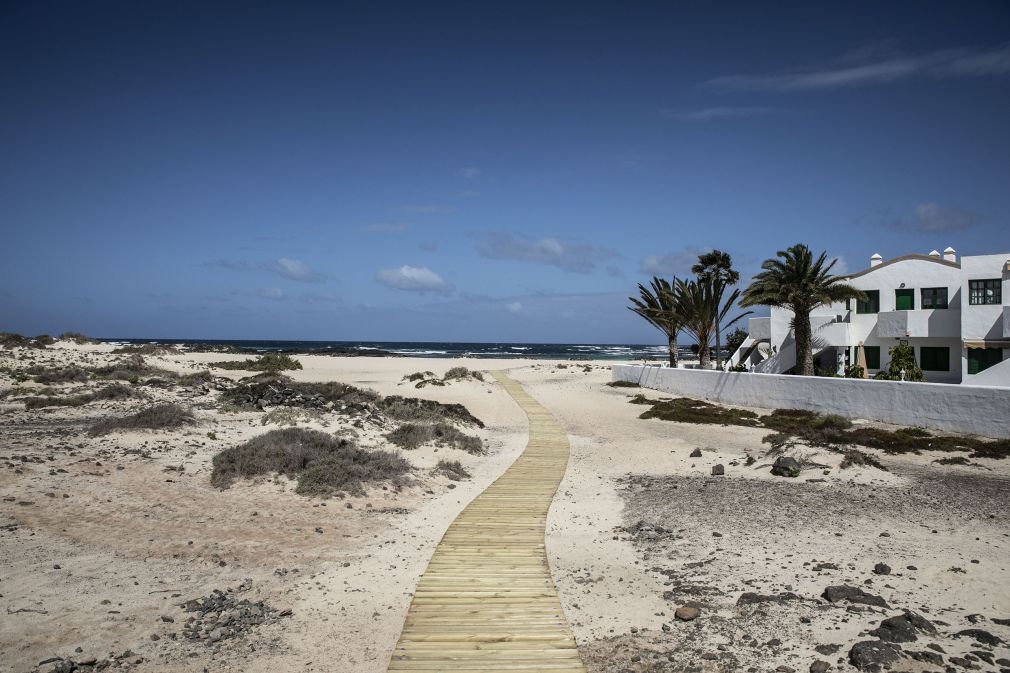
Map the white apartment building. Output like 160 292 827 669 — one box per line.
729 247 1010 387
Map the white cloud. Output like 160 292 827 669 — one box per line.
895 203 981 233
505 301 523 314
259 287 285 300
829 256 849 275
456 167 481 179
475 233 617 274
376 265 454 294
704 43 1010 92
640 246 709 277
271 258 324 283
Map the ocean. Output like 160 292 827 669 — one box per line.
100 338 687 361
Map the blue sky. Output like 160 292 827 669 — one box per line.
2 1 1009 342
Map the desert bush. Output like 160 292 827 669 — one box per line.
28 365 90 384
839 449 886 470
432 459 470 481
638 397 760 427
211 428 409 496
176 370 213 386
606 380 639 388
59 331 98 344
219 375 379 409
408 366 483 388
261 407 325 426
386 422 484 454
403 371 434 382
444 366 483 382
212 353 302 372
24 383 138 410
111 342 175 355
89 403 195 435
94 354 174 381
380 395 484 427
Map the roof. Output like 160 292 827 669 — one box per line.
843 253 960 279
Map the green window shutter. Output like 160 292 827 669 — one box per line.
864 346 880 369
857 290 880 314
895 289 914 310
920 347 949 371
968 348 1003 374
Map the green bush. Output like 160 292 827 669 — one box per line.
873 344 925 382
386 422 484 454
212 353 302 372
844 364 865 379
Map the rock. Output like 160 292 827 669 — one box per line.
906 650 943 666
955 629 1005 646
690 448 702 458
776 666 795 673
873 563 891 575
711 464 725 476
737 592 801 605
848 640 902 672
810 662 831 673
869 611 936 643
675 606 700 621
822 585 889 608
949 656 980 669
815 644 841 655
771 456 802 477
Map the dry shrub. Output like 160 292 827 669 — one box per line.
261 407 325 427
112 342 175 355
28 366 90 384
433 459 471 481
24 383 138 410
211 428 409 496
89 403 195 435
638 397 760 427
94 354 174 381
211 354 302 372
607 380 640 388
380 395 484 427
386 422 484 454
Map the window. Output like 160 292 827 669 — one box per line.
919 346 949 372
967 348 1004 375
968 279 1002 305
895 288 915 311
863 346 880 370
857 290 880 314
921 287 948 309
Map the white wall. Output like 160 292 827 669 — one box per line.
613 364 1010 439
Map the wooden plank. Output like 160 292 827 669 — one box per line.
385 371 586 673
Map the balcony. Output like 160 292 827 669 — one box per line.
812 320 853 347
877 309 960 338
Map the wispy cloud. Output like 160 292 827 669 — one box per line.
505 301 523 314
271 258 325 283
400 204 455 214
456 167 481 179
363 221 412 232
259 287 285 300
640 246 709 277
662 106 791 122
894 203 981 233
376 265 454 294
704 43 1010 92
475 233 617 274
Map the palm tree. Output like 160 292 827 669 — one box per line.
628 277 683 367
675 276 751 369
741 244 865 377
691 250 741 368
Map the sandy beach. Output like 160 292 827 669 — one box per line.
2 342 1009 673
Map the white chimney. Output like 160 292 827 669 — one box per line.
943 246 956 263
928 250 940 258
870 253 883 267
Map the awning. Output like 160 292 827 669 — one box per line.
963 339 1010 349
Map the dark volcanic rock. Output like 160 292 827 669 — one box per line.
869 611 936 643
907 650 944 666
822 585 890 608
810 661 831 673
954 629 1005 646
690 448 702 458
848 640 902 672
873 563 891 575
711 464 725 476
737 591 802 605
771 456 802 477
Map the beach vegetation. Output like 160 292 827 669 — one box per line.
606 380 639 388
379 395 484 427
89 403 196 435
386 422 484 454
94 354 175 381
28 365 90 384
638 397 761 426
405 366 484 388
210 428 409 496
111 342 175 355
211 353 303 372
741 244 865 377
24 383 139 410
59 331 98 344
261 407 326 427
432 459 470 481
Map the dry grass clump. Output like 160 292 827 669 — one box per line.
839 448 887 470
28 365 90 384
261 407 325 427
89 403 196 435
219 374 379 409
637 397 761 427
380 395 484 427
433 459 471 481
176 370 213 386
405 367 484 388
59 331 98 344
607 380 640 388
211 428 409 496
111 342 176 355
211 354 302 372
24 383 138 410
94 354 174 381
386 423 484 454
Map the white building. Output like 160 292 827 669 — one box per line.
728 247 1010 386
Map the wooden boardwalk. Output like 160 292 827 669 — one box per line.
387 371 586 673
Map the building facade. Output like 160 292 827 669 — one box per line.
728 247 1010 387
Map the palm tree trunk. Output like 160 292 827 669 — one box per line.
668 334 678 367
698 341 710 369
794 310 814 376
715 321 722 369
